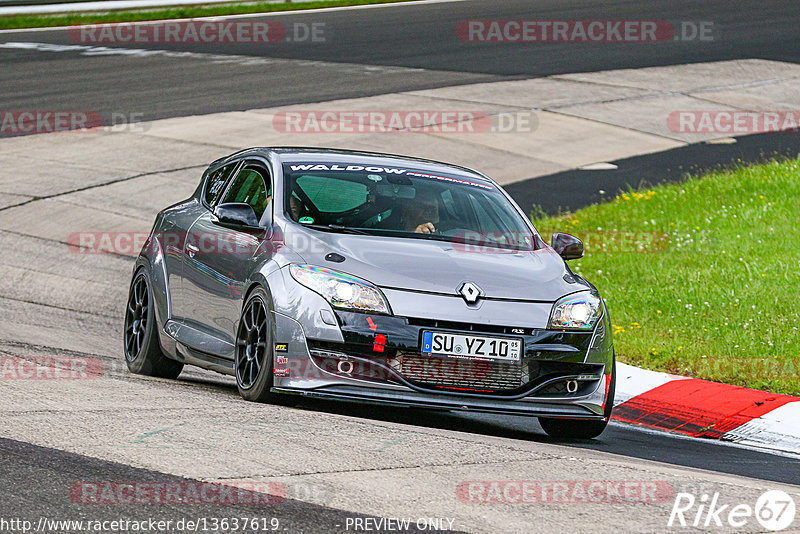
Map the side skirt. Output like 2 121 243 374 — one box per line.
173 342 235 376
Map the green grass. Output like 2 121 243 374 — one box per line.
0 0 417 30
532 157 800 396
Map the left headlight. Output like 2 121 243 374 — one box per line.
549 291 602 330
289 264 391 315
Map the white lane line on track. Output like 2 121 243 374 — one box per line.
0 41 426 73
722 402 800 455
0 0 471 32
3 0 310 16
609 420 800 461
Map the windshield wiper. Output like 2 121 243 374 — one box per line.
325 224 372 235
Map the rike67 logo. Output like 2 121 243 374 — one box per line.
669 490 796 531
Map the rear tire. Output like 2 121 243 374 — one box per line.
539 361 616 439
234 287 291 405
124 269 183 379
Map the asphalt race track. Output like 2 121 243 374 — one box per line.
1 1 800 532
1 0 800 121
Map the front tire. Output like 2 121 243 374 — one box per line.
538 361 616 439
124 269 183 379
235 287 288 404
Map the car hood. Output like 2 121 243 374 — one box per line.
283 226 586 302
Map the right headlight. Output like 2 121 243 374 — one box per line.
289 264 391 315
549 291 602 330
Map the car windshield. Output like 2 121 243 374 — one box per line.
282 163 536 251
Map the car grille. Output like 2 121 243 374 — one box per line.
387 352 529 393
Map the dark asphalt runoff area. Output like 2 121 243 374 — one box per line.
0 436 437 534
508 131 800 215
1 0 799 523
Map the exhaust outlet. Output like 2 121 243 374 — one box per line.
337 360 354 375
566 379 579 394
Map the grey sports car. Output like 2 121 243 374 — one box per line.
124 148 615 439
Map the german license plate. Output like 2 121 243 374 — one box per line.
421 331 522 362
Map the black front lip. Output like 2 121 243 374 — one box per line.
271 385 605 419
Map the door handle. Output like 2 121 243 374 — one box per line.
186 243 199 257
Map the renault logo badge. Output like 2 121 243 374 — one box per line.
458 282 482 304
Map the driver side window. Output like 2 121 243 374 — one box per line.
220 166 272 220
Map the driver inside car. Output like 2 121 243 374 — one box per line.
289 194 305 220
402 196 439 234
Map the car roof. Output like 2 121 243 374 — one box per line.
212 147 493 183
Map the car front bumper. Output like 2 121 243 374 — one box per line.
269 306 614 420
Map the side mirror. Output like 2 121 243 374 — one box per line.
551 232 584 260
212 203 262 231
